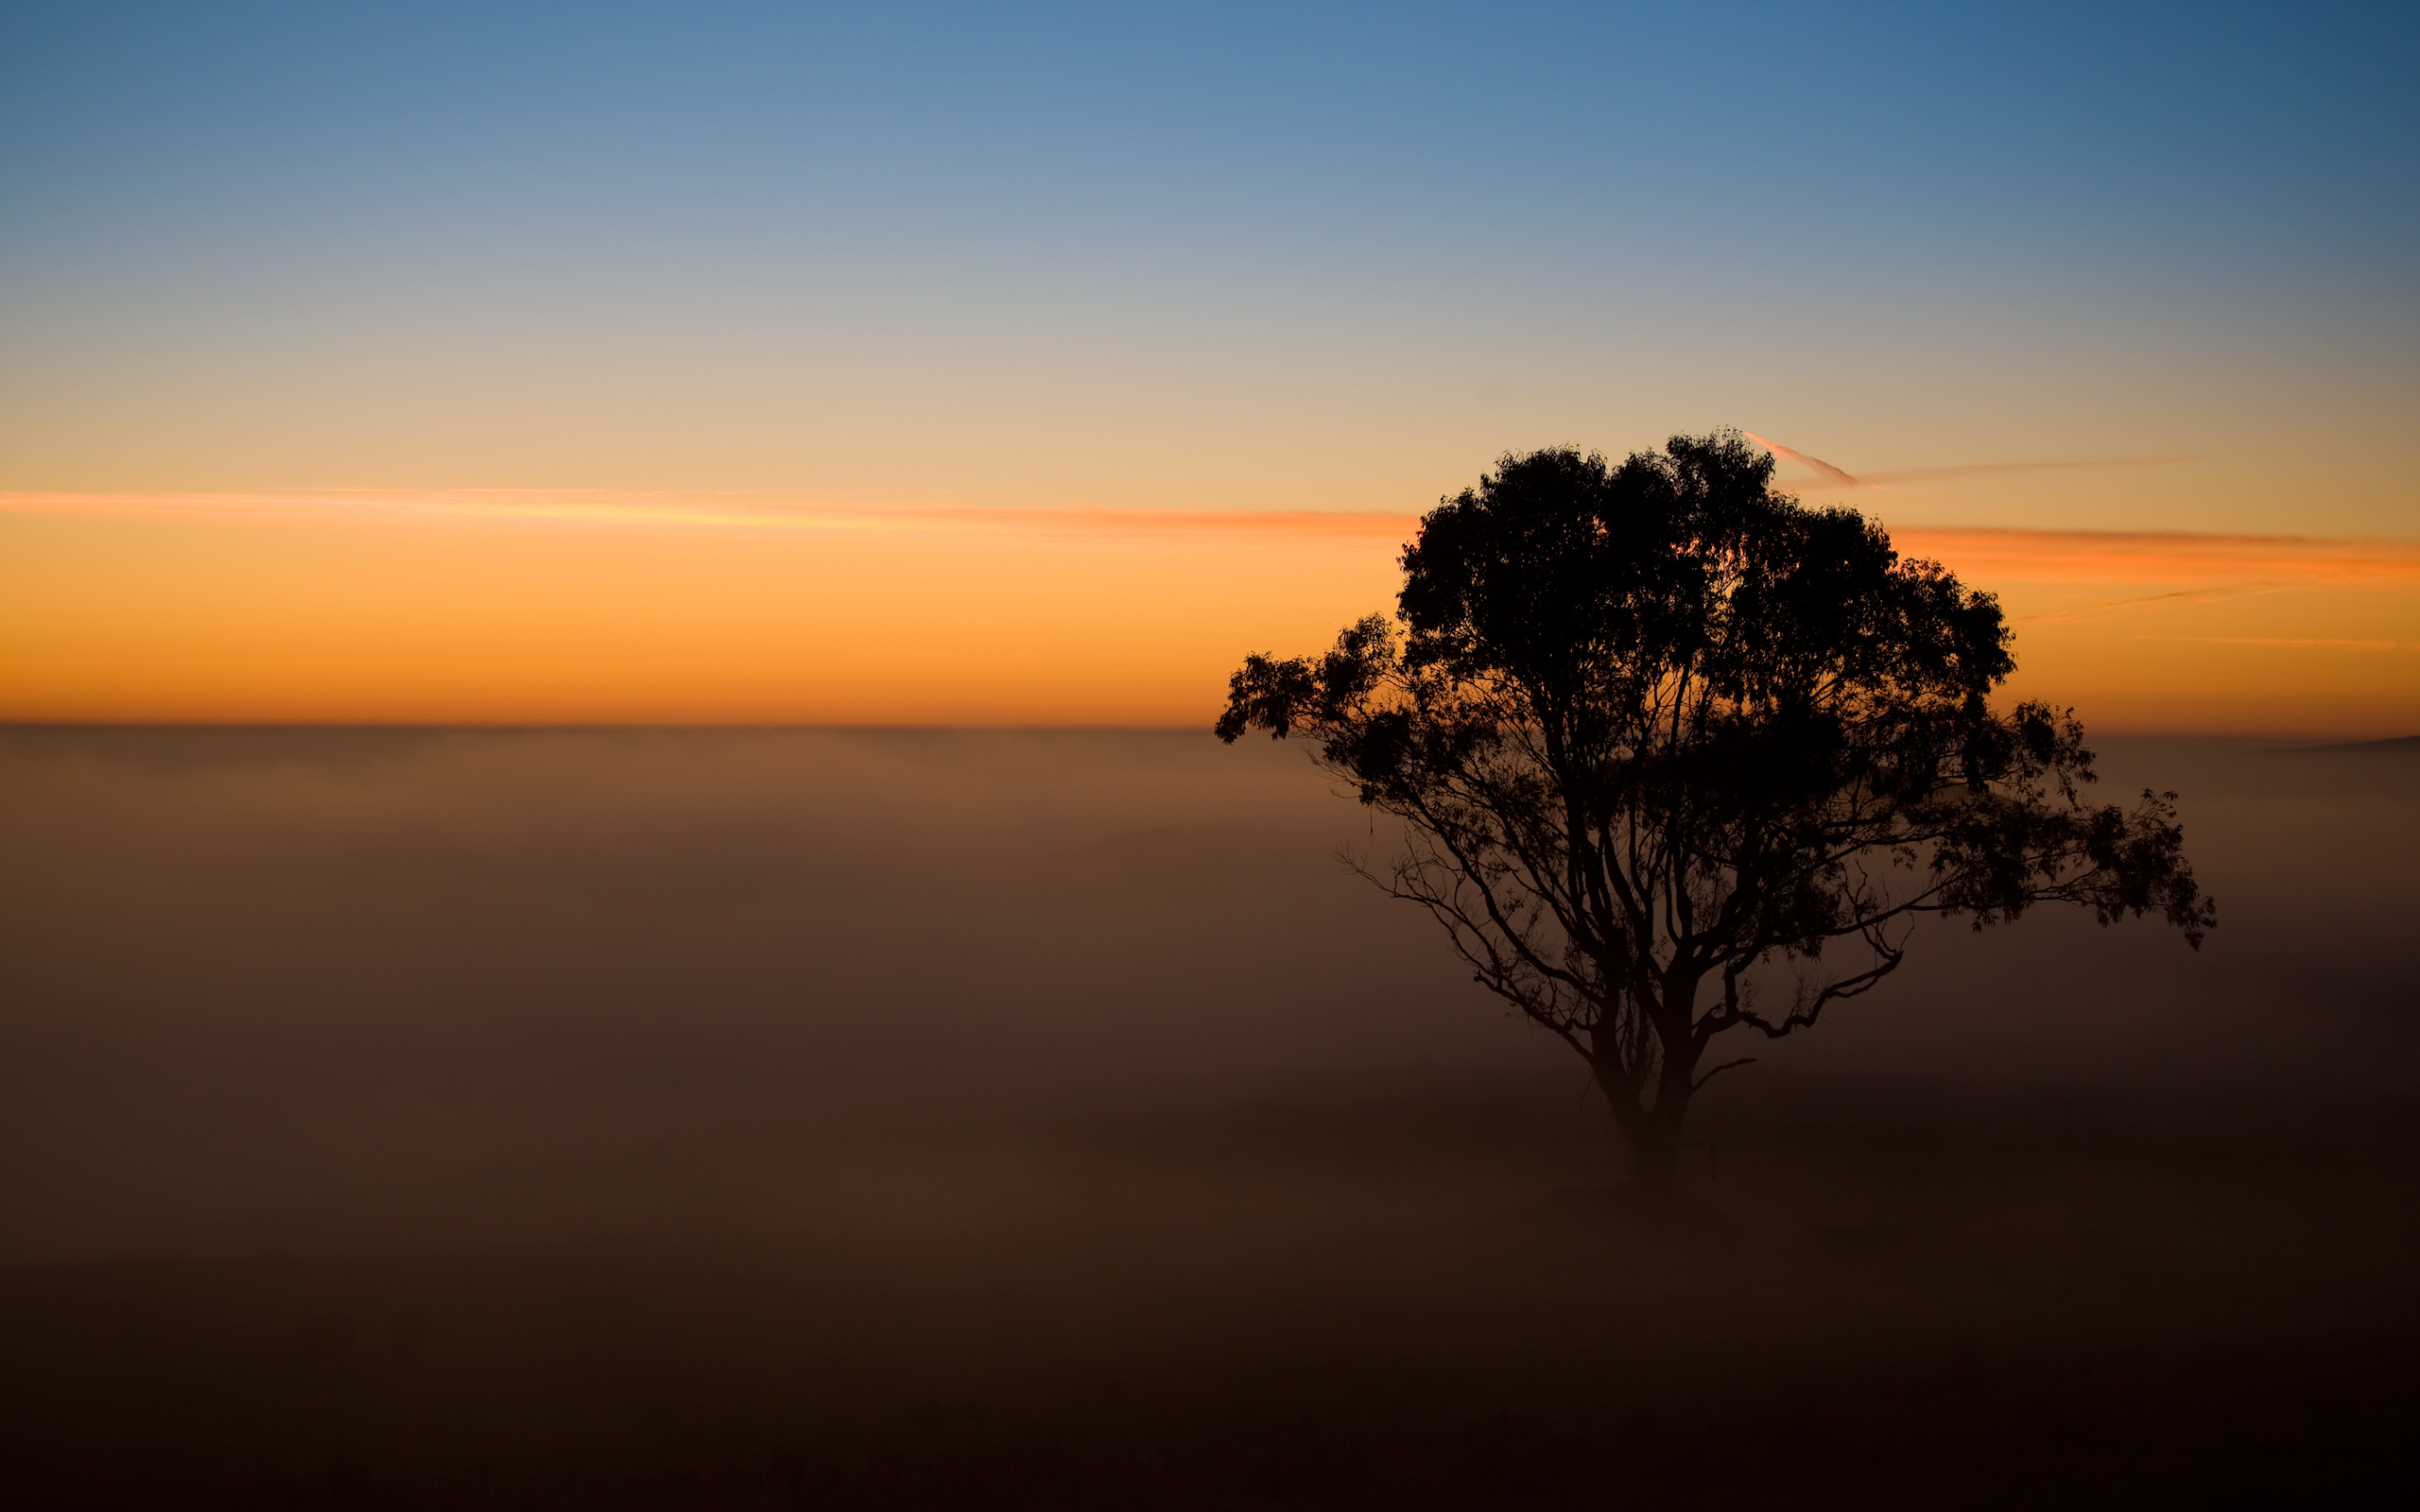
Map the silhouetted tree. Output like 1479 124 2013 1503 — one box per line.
1219 432 2213 1191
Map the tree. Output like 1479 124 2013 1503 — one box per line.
1217 431 2213 1191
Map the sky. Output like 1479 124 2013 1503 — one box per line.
3 2 2415 732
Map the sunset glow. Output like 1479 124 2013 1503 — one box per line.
5 10 2418 1502
6 490 2413 733
3 6 2412 736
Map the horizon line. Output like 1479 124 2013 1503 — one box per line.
7 719 2411 746
6 489 2414 548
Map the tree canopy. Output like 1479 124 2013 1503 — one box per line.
1218 431 2213 1187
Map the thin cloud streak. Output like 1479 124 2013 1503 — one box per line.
2133 635 2414 651
1862 456 2191 486
0 491 1419 544
1743 438 2190 492
1891 526 2420 586
9 494 2419 592
2020 584 2294 626
1743 433 1875 491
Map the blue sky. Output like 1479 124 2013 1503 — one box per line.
4 2 2415 531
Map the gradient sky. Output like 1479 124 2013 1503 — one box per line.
4 2 2415 731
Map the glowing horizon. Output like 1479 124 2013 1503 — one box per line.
6 487 2413 736
4 8 2413 738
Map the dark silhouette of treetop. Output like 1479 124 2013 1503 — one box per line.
1219 430 2213 1190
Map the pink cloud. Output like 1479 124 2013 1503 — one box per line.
1742 433 1874 491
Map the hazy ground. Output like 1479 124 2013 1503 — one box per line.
2 728 2414 1507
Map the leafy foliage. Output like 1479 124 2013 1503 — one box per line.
1219 431 2213 1178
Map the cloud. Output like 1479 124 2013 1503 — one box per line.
1861 457 2190 486
2132 635 2413 651
2021 584 2294 625
9 494 2417 595
1742 434 1874 491
1740 438 2193 494
1892 527 2420 587
0 490 1419 544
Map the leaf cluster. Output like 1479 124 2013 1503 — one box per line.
1219 432 2212 1081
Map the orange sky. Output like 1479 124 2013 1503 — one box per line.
5 490 2414 736
8 9 2414 740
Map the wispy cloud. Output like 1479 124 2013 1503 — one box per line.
1862 456 2190 486
1743 438 2191 493
2133 636 2414 651
0 490 1418 544
1892 526 2420 587
10 495 2419 599
1742 433 1875 491
2021 584 2293 625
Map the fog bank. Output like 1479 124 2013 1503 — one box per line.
1 728 2411 1263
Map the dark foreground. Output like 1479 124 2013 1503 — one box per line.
5 1075 2416 1509
4 728 2416 1506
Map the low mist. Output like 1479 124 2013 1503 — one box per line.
3 728 2415 1505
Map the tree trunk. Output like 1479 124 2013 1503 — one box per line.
1624 976 1706 1193
1594 1061 1682 1190
1626 1120 1681 1188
